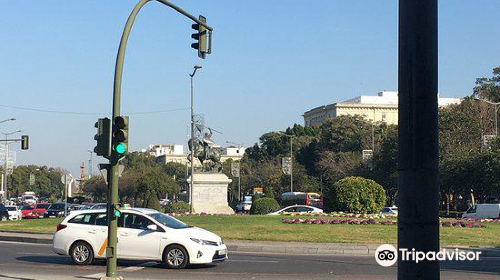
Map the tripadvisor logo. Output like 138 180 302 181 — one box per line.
375 244 398 267
375 244 482 267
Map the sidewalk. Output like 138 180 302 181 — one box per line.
1 231 499 257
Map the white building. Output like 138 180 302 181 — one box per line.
303 91 462 127
144 144 245 166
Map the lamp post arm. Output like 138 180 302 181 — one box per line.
113 0 213 118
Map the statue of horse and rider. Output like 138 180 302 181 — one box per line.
188 128 222 172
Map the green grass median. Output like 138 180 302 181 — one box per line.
1 215 498 246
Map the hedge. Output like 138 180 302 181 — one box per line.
251 197 280 214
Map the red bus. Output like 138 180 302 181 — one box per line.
280 192 323 209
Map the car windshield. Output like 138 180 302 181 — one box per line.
22 206 33 210
49 204 64 210
147 213 190 229
36 204 49 209
6 206 16 211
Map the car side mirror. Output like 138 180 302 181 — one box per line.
147 224 158 231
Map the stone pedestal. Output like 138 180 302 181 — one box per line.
187 172 234 214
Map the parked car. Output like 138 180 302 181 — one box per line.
0 204 10 221
44 203 71 218
236 196 253 213
21 205 39 219
5 205 22 220
52 208 227 269
35 203 51 218
89 203 107 210
462 204 500 219
380 207 398 215
268 205 323 215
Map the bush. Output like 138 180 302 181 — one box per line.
165 201 191 214
251 197 280 214
328 176 386 214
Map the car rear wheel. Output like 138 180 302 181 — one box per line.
70 241 94 265
163 245 189 269
0 215 8 221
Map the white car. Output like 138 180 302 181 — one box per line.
52 208 227 269
380 207 398 215
5 205 22 220
268 205 324 215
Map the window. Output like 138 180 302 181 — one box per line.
148 213 189 229
95 213 108 226
69 214 96 225
297 207 313 212
122 214 153 230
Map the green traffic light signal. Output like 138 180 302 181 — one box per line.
112 116 129 157
114 209 121 217
114 143 127 154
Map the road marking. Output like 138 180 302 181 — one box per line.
83 272 106 278
227 259 280 263
120 261 159 272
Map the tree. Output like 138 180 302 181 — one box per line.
326 176 386 214
474 66 500 102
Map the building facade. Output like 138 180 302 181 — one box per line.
144 144 245 166
303 91 461 127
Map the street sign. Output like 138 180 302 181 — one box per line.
61 174 73 185
282 157 292 175
231 162 240 178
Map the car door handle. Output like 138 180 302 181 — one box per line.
88 230 97 234
120 233 128 237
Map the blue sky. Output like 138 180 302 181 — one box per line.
1 0 499 176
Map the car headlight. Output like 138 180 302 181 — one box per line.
190 238 218 246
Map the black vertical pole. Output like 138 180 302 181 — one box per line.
398 0 439 279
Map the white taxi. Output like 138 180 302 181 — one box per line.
52 208 227 269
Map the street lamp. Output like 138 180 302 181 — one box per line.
2 129 21 203
474 96 500 136
226 141 243 201
87 150 94 178
0 118 16 124
278 132 294 193
189 65 202 212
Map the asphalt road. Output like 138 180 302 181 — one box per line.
0 241 499 280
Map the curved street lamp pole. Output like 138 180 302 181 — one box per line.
106 1 213 278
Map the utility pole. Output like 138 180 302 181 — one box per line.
2 130 21 202
398 0 439 279
189 65 202 212
103 1 213 278
87 150 93 178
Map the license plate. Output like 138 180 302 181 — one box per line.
218 249 226 255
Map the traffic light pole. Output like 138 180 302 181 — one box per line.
104 1 213 279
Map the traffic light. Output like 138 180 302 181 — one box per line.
94 118 111 158
112 204 121 218
191 15 207 59
112 116 129 157
21 135 29 150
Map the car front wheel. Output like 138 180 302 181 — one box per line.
0 215 8 221
70 241 94 265
163 245 189 269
